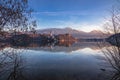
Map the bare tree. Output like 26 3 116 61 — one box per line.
30 21 37 34
0 0 36 34
100 0 120 80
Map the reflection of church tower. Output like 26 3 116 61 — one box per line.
50 31 52 36
50 31 54 36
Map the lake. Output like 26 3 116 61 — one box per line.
0 42 116 80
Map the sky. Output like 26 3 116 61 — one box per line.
28 0 115 32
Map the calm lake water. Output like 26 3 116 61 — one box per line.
0 42 115 80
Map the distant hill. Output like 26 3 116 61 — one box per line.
36 28 110 39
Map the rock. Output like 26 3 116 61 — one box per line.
100 68 106 71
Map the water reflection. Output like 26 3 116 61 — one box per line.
0 41 110 52
0 48 26 80
101 44 120 80
0 41 117 80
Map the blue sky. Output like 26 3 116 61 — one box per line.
28 0 115 32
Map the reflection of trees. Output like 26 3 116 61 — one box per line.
102 46 120 80
111 72 120 80
102 46 120 72
0 48 26 80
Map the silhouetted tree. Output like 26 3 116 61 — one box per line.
30 21 37 34
0 0 36 34
101 0 120 80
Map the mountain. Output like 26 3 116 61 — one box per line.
36 28 109 39
36 27 82 34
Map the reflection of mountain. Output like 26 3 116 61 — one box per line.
36 28 109 38
0 43 11 50
14 42 110 52
0 41 110 52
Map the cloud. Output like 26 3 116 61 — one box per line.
31 10 109 32
31 10 106 16
32 11 88 16
37 18 106 32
